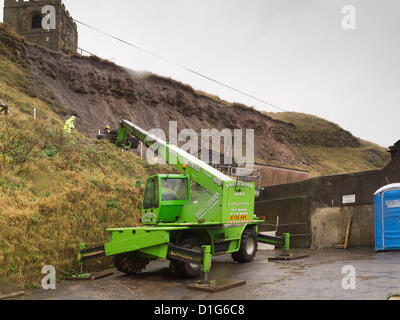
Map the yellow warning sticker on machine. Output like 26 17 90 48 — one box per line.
229 215 249 221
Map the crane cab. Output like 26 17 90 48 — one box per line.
141 174 191 225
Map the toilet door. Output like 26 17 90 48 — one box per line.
382 189 400 250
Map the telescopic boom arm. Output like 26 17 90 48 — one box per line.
117 120 235 194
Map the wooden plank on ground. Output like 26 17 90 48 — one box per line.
0 291 25 300
335 216 353 250
344 216 353 250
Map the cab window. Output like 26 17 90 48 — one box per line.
161 178 188 201
143 178 154 209
154 178 159 208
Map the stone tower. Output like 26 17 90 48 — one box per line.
3 0 78 52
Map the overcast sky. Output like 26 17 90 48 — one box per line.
1 0 399 147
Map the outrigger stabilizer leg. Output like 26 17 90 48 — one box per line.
186 245 246 293
199 245 212 284
73 243 110 280
257 233 309 261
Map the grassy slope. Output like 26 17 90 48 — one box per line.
265 112 390 176
0 25 169 291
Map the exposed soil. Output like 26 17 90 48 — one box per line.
0 24 386 171
26 45 307 166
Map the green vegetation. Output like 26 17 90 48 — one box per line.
0 114 168 289
0 24 171 289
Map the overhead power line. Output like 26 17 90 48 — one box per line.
73 19 287 112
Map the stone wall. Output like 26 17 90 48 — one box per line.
310 205 375 249
255 196 311 248
253 164 309 187
255 156 400 248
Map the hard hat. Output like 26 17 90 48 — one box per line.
71 116 76 120
105 126 111 130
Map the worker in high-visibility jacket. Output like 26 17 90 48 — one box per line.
64 116 76 133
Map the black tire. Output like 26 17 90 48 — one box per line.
169 237 202 279
231 229 258 263
113 252 149 275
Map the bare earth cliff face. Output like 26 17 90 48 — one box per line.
2 24 390 174
26 45 306 166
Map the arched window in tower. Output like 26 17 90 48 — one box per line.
31 14 42 29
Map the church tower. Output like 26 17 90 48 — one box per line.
3 0 78 52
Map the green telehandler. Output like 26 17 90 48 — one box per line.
79 120 290 280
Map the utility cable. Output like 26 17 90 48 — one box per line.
73 19 287 112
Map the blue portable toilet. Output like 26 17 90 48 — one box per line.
374 183 400 251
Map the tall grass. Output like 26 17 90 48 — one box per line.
0 24 174 291
0 114 170 290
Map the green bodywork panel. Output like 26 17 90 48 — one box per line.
140 174 256 227
105 227 171 258
104 222 263 260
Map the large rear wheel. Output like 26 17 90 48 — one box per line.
113 252 149 275
231 229 258 263
169 237 202 279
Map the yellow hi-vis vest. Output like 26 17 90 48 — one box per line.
64 118 75 133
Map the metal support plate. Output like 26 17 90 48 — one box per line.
269 254 309 261
187 279 246 293
64 270 114 281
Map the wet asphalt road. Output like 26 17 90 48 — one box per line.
19 249 400 300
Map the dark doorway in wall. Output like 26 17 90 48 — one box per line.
31 14 42 29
